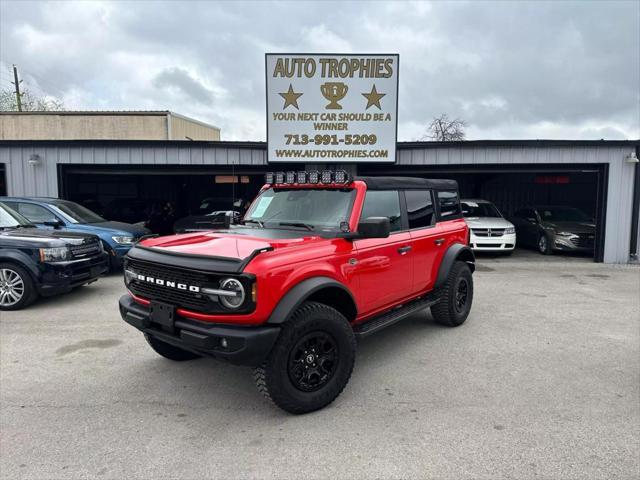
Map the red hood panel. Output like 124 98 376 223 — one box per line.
139 231 319 261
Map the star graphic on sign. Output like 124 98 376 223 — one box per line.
279 84 303 110
362 84 385 110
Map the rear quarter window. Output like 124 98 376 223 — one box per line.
437 190 462 220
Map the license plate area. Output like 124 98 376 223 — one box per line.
150 301 175 329
90 266 101 278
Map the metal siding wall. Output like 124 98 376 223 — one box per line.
397 145 637 263
0 143 636 262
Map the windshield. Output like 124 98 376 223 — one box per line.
50 201 106 224
539 207 592 222
244 188 355 231
461 201 502 218
0 202 34 229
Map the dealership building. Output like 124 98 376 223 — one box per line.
0 136 638 264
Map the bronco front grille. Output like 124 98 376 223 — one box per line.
70 241 101 258
126 258 212 310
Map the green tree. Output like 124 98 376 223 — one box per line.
0 88 65 111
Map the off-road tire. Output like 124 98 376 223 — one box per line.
0 263 38 311
144 333 201 361
538 233 553 255
253 301 356 414
431 261 473 327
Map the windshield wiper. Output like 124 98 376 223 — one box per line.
277 222 315 231
243 219 264 228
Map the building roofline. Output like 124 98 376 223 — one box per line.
0 110 171 116
167 111 220 132
0 139 638 148
398 139 640 148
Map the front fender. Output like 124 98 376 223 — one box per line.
266 276 356 324
0 249 40 280
434 243 475 288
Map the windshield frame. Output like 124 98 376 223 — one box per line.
461 201 503 218
538 206 592 223
49 200 106 224
0 202 35 229
243 186 357 233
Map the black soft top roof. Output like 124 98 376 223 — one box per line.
355 176 458 191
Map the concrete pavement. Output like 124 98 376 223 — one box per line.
1 255 639 479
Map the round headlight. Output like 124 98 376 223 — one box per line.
219 278 245 309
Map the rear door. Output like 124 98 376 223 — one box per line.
405 189 442 294
353 190 413 317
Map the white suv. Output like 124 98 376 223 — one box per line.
461 199 516 254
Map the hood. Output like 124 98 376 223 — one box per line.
82 221 149 236
464 217 514 229
0 226 99 247
138 226 324 262
544 221 596 234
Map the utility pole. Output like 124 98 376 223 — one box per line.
12 64 22 112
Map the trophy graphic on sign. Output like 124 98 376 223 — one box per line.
320 82 348 109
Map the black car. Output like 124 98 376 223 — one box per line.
0 202 109 310
173 210 240 233
510 205 596 255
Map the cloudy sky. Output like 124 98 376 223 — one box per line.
1 0 638 141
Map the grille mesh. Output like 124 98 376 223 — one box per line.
126 258 213 310
70 241 101 258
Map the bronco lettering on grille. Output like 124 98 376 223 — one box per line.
136 274 200 293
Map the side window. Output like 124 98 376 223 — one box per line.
18 203 57 223
405 190 435 229
437 190 462 220
360 190 402 232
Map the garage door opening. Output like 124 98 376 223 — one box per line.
359 164 608 262
0 164 6 196
58 165 268 234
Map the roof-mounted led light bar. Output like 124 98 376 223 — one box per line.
264 170 351 186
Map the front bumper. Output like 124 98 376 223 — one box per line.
119 294 280 366
39 253 109 296
552 235 595 252
469 233 516 251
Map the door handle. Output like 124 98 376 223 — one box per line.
398 245 412 255
434 238 445 246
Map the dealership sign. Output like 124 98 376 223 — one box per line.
266 54 398 163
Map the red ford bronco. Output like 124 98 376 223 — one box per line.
119 171 475 413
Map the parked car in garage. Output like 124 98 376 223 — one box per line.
461 199 516 254
0 202 108 310
0 197 149 270
510 206 595 255
173 210 240 233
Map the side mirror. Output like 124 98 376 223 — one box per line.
43 220 63 229
357 216 390 239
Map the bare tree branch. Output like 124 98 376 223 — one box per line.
422 113 466 141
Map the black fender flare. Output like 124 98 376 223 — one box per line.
266 276 357 324
0 250 40 280
434 243 475 289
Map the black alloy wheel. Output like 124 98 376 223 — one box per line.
454 277 469 313
288 331 338 392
